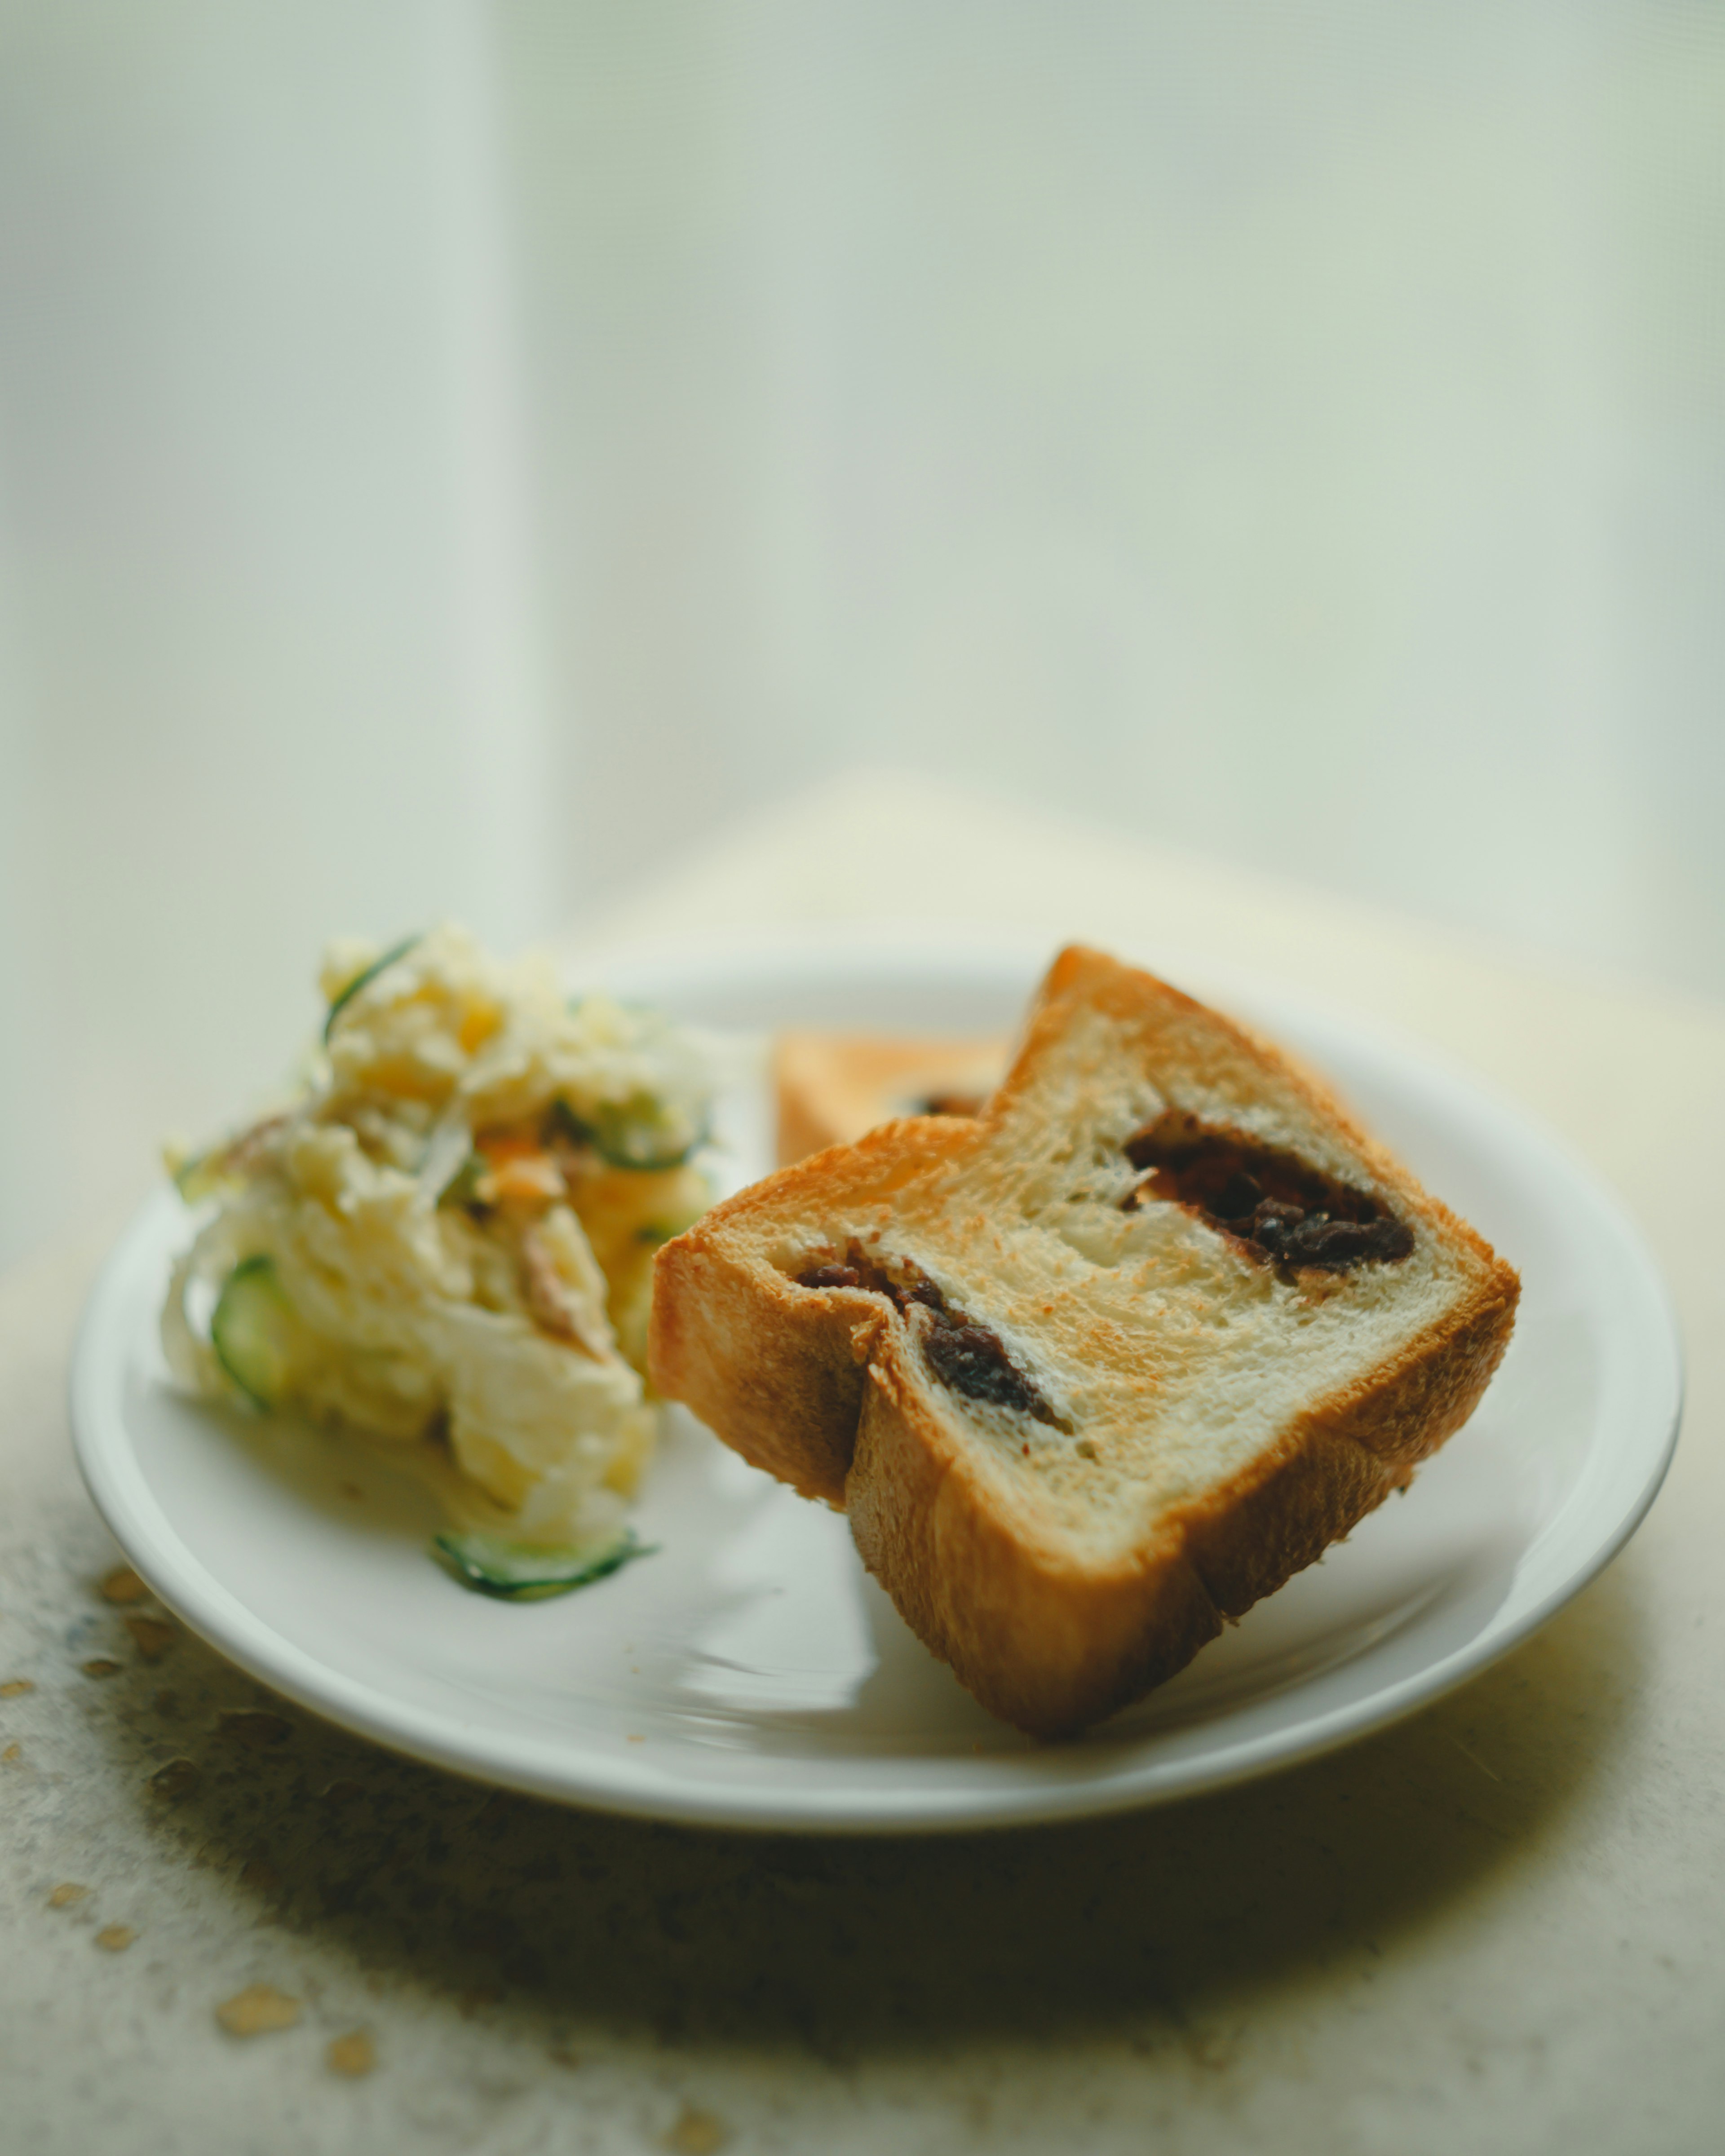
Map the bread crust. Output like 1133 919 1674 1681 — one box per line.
649 1118 960 1503
846 1352 1225 1735
774 1032 1008 1166
840 1247 1517 1736
650 946 1521 1738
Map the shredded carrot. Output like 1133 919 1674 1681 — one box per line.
473 1129 564 1204
483 1156 565 1205
475 1127 541 1164
458 1002 501 1054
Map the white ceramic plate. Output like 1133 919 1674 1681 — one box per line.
71 929 1681 1833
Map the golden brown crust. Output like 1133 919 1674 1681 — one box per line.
1169 1256 1518 1627
647 1118 963 1502
649 944 1522 1738
843 1255 1518 1738
848 1348 1225 1735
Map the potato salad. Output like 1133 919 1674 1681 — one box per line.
161 926 712 1572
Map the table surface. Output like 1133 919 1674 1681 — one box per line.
5 775 1722 2156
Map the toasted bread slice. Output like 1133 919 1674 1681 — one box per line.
650 946 1520 1738
773 1031 1007 1166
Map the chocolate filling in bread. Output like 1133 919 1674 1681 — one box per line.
794 1246 1062 1425
1122 1108 1413 1272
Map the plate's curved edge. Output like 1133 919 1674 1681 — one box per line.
70 1197 1685 1837
67 941 1687 1835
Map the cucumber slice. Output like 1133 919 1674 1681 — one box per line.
172 1148 219 1203
594 1103 708 1172
323 932 421 1043
210 1255 301 1410
430 1528 654 1600
551 1096 707 1173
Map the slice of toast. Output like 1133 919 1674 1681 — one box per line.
773 1032 1008 1166
650 946 1520 1737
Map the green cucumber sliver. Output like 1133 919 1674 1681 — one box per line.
431 1529 654 1600
209 1255 299 1410
594 1109 706 1172
553 1096 706 1173
173 1149 216 1202
323 932 422 1043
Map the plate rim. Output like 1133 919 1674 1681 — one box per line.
69 931 1684 1833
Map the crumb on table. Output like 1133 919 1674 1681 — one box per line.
664 2106 730 2154
326 2031 376 2077
215 1985 301 2037
125 1617 177 1662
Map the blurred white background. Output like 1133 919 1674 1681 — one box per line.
1 0 1721 1266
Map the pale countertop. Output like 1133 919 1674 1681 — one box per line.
4 778 1723 2156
